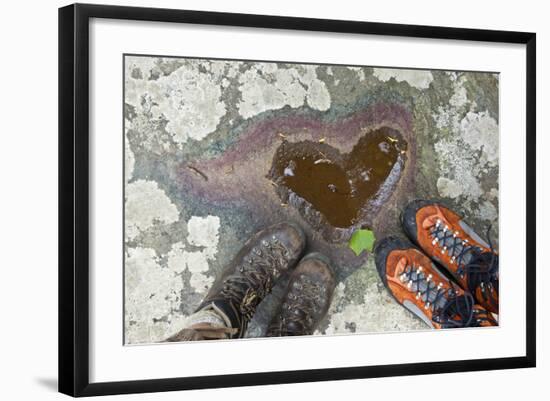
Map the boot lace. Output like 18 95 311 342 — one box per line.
428 220 498 307
273 275 326 335
399 263 492 328
220 236 290 325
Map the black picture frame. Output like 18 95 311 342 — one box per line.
59 3 536 397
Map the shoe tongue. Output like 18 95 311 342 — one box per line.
422 214 439 229
428 222 473 262
397 257 408 272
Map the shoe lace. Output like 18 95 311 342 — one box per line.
434 291 495 328
428 220 498 305
220 237 290 325
400 263 492 328
400 264 453 315
275 276 324 335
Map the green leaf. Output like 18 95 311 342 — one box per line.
349 229 376 256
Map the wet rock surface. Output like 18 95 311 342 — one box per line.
123 56 499 344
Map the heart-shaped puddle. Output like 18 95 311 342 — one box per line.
268 127 407 242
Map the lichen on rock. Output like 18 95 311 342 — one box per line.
125 179 179 241
187 215 220 252
431 73 499 219
237 64 331 118
125 247 186 344
123 55 499 344
125 57 228 146
373 68 434 89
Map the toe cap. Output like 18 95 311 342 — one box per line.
401 199 436 244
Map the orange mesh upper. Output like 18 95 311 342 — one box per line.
384 247 496 328
413 203 498 313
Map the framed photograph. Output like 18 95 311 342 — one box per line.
59 3 536 397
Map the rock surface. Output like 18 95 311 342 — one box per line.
124 56 499 344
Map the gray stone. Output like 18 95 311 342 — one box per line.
123 56 499 344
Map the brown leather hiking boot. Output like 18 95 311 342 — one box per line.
375 237 497 329
194 222 306 338
266 253 336 336
401 200 499 314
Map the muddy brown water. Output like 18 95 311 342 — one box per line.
271 128 406 229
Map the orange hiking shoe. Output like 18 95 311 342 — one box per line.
375 237 497 329
401 200 499 314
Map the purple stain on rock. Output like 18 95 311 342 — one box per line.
176 102 416 277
